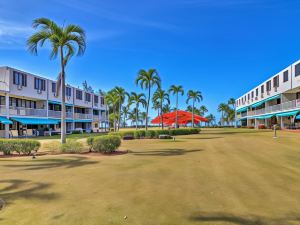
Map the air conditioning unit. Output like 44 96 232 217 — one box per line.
261 94 264 98
37 89 42 94
17 85 22 90
274 87 278 92
255 97 258 100
67 96 71 100
53 92 57 97
267 91 270 95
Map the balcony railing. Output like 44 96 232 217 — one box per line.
0 105 7 115
9 107 47 117
48 110 73 118
247 99 300 117
74 113 93 120
93 115 100 121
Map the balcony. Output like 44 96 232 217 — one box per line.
9 107 47 117
0 105 7 115
249 99 300 117
74 113 92 120
93 115 100 121
48 110 73 118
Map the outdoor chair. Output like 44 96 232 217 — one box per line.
10 130 19 138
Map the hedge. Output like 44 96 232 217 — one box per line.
87 135 121 153
0 140 40 155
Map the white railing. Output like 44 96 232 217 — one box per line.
93 115 100 121
250 99 300 116
9 107 47 117
48 110 73 118
74 113 93 120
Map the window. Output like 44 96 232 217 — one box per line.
283 70 289 82
255 88 258 97
251 91 254 99
13 71 27 87
296 92 300 99
295 63 300 77
94 95 99 104
76 90 82 100
0 96 5 105
34 77 46 91
248 93 250 100
66 87 72 97
9 97 36 108
85 93 91 102
52 82 56 93
100 96 104 105
261 85 264 93
266 81 271 91
273 75 279 87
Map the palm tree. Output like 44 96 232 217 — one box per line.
228 97 236 126
128 92 147 130
121 106 130 128
199 105 208 117
169 85 184 128
140 112 148 126
186 90 203 127
105 91 119 131
135 69 161 130
162 104 172 114
205 114 215 126
228 98 236 109
153 89 170 129
112 86 127 131
218 103 229 126
27 18 86 143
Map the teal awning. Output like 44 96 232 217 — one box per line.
236 107 248 113
254 114 276 119
74 119 92 123
48 100 73 107
276 110 300 117
0 116 13 124
251 94 280 108
58 119 73 123
296 115 300 120
11 117 59 125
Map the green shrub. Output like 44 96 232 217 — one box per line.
134 130 145 139
60 140 84 153
91 135 121 153
154 130 170 138
115 131 134 138
71 130 82 134
0 140 40 155
145 130 156 139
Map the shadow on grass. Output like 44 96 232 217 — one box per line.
189 212 300 225
2 156 99 170
0 179 59 205
182 136 223 140
131 149 203 156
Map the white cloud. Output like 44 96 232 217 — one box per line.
0 20 31 49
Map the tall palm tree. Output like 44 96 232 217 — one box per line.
205 114 215 126
186 90 203 127
135 69 161 130
162 104 172 114
169 85 184 128
105 91 119 131
27 18 86 143
199 105 208 117
218 103 229 126
121 106 130 128
128 92 147 130
112 86 127 131
140 112 148 126
153 89 170 129
228 98 236 110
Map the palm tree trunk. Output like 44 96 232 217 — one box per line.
135 106 138 130
161 103 164 130
60 47 66 144
146 87 151 130
113 106 116 131
192 101 195 128
176 94 178 129
118 102 121 131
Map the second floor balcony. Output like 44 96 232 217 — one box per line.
48 110 73 119
9 107 47 117
74 113 93 120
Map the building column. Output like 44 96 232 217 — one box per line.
72 106 75 131
5 93 10 138
280 116 284 129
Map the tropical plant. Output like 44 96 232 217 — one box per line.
153 89 170 129
128 92 147 129
218 103 230 126
27 18 86 143
136 69 161 130
205 114 216 126
162 104 172 114
82 80 94 93
186 90 203 127
169 85 184 128
121 106 130 127
105 90 119 131
199 105 208 117
111 86 127 131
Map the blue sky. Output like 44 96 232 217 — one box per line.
1 0 300 120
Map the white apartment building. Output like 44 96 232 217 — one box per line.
0 66 109 138
235 59 300 129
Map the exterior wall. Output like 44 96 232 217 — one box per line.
0 66 108 136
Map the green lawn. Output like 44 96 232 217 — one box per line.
1 128 300 225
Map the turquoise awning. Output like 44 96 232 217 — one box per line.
276 110 300 117
236 107 248 113
48 100 73 107
251 94 280 108
254 114 276 119
11 117 59 125
74 119 92 123
0 116 13 124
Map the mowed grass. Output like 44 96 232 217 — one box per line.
1 128 300 225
